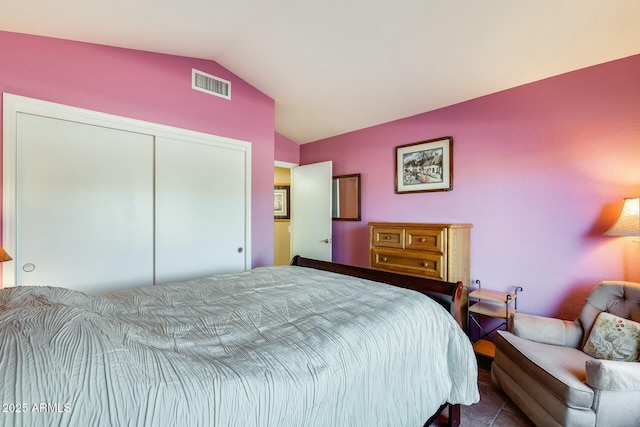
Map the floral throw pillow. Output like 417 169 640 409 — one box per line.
583 312 640 362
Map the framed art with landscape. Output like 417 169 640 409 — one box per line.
395 136 453 194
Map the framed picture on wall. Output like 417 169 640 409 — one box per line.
395 136 453 193
274 185 290 219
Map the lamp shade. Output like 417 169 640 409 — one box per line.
0 246 12 262
605 197 640 236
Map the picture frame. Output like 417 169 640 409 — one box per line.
395 136 453 193
274 185 290 219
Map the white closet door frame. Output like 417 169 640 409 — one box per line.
2 93 252 287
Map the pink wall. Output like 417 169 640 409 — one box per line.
275 132 300 164
301 55 640 319
0 31 276 268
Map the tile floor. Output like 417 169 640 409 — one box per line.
431 358 535 427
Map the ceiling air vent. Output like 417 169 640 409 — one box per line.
192 69 231 100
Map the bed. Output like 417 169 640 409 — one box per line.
0 256 479 426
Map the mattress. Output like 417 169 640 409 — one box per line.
0 265 479 426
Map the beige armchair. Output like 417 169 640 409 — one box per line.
491 281 640 427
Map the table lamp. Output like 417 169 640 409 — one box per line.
0 246 12 262
605 197 640 241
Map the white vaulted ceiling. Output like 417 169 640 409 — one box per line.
2 1 639 143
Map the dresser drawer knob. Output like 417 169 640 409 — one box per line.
384 235 391 240
381 257 388 262
422 262 429 267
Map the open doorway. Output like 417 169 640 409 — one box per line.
273 160 333 265
274 165 292 265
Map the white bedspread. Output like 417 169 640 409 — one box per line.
0 266 478 426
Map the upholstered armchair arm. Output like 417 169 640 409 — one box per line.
586 359 640 390
509 312 583 348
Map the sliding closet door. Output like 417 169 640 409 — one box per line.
155 137 248 285
15 113 155 292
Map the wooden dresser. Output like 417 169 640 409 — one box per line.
369 222 472 317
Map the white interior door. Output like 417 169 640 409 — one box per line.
14 113 154 292
290 161 332 262
155 137 248 285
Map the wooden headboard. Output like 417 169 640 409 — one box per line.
290 255 464 329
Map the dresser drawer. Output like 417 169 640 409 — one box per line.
371 227 404 248
406 227 445 253
371 248 445 280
